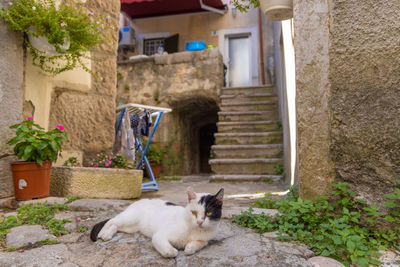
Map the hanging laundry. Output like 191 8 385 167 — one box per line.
113 110 135 161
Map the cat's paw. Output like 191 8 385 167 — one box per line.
160 247 178 258
184 243 197 255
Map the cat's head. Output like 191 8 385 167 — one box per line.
185 187 224 229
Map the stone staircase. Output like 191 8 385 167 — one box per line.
209 85 283 182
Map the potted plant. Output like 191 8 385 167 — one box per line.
51 154 142 199
0 0 107 76
232 0 293 21
6 117 68 200
144 143 167 178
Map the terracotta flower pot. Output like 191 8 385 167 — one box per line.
10 161 52 200
260 0 293 21
146 163 162 178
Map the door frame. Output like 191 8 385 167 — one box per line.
218 26 259 87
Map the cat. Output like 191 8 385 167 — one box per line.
90 187 224 258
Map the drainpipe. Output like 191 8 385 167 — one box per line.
199 0 226 15
258 8 266 85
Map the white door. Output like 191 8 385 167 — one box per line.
227 35 251 87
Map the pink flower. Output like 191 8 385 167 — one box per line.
105 163 109 167
107 160 112 164
94 163 98 167
26 117 33 120
173 144 179 150
20 250 24 253
77 165 81 167
87 10 94 15
76 219 81 223
56 124 64 131
60 22 66 27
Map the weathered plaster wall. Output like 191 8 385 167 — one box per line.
128 3 274 85
48 0 120 164
0 0 24 198
293 0 335 198
294 0 400 203
117 49 224 175
329 0 400 206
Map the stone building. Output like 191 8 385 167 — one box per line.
116 0 294 183
0 0 120 198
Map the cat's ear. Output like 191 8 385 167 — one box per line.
215 188 224 205
187 187 196 202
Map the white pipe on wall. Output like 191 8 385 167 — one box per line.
199 0 226 15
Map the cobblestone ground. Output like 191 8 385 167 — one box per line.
0 176 398 267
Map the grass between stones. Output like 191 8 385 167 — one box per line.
0 201 85 252
159 176 182 181
233 182 400 267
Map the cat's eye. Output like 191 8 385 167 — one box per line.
191 211 198 216
206 212 212 216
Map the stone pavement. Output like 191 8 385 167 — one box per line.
0 176 397 266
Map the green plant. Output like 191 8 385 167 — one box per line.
209 149 215 160
0 0 107 76
276 120 282 131
0 202 69 250
6 117 68 165
234 182 400 267
63 156 81 167
159 176 182 181
263 178 274 184
77 225 88 233
273 163 284 177
231 0 260 12
88 153 134 169
124 84 131 91
65 195 82 204
40 239 59 246
144 142 168 164
154 89 160 104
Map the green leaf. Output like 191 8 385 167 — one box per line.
50 140 57 152
9 123 20 129
384 202 396 208
384 193 397 200
346 240 355 252
332 235 343 245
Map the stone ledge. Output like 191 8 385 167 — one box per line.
118 48 221 66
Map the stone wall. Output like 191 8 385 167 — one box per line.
294 0 400 205
0 0 24 198
329 0 400 206
48 0 120 163
117 49 224 175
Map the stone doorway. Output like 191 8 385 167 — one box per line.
169 96 219 176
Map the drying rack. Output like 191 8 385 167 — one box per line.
116 103 172 191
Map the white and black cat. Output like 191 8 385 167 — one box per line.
90 187 224 258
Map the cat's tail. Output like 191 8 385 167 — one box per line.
90 219 110 242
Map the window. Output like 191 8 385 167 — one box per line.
143 38 165 56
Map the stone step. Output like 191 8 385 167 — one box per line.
220 93 278 105
218 111 279 122
220 101 278 112
211 144 283 158
214 132 283 145
221 85 275 95
217 121 280 133
210 174 282 182
209 158 283 175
